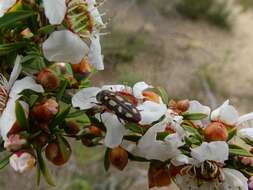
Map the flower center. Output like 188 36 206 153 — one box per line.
0 74 9 114
66 0 94 37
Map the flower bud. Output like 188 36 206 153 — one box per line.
10 151 36 173
204 122 228 141
143 91 160 104
37 68 60 91
4 134 27 152
65 121 80 135
109 147 128 171
7 122 23 137
72 58 92 77
20 28 33 38
177 99 190 113
32 133 49 149
45 141 71 166
31 99 59 122
249 176 253 190
240 157 253 167
148 163 171 188
89 126 102 137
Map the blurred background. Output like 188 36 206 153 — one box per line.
2 0 253 189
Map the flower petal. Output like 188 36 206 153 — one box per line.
222 168 248 190
191 141 229 164
9 77 44 100
42 30 89 64
0 0 16 17
8 55 22 88
88 35 104 70
43 0 66 25
72 87 101 110
237 112 253 126
137 101 167 125
0 101 28 140
211 100 239 125
171 154 192 167
98 112 127 148
10 152 36 173
188 100 211 115
135 122 183 161
238 128 253 141
87 0 104 29
133 81 152 99
101 84 130 92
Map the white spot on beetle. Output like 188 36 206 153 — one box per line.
109 100 117 106
116 95 124 101
118 106 123 113
125 113 132 118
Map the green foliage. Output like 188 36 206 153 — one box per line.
66 179 92 190
176 0 232 29
239 0 253 11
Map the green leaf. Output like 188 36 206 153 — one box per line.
156 132 170 140
128 153 149 162
156 87 169 104
49 106 71 129
56 135 70 161
28 94 39 108
36 150 55 186
104 148 110 171
125 123 146 134
182 113 208 120
36 162 41 186
38 25 56 35
123 135 141 142
227 128 237 141
241 138 253 147
56 80 68 102
0 10 36 28
229 144 253 157
15 101 29 129
0 154 12 169
0 42 28 56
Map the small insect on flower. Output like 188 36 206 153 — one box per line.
96 90 141 123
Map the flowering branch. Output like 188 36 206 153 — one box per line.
1 1 253 190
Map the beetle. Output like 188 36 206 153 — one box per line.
96 90 141 123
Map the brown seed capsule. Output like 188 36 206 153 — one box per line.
65 121 80 135
81 138 94 147
109 147 128 171
71 58 91 77
32 133 49 149
148 163 171 188
31 99 59 122
177 99 190 113
204 122 228 141
45 141 71 166
37 68 60 91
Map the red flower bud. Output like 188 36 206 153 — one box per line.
81 139 94 147
89 125 102 137
71 58 91 77
31 99 59 122
109 147 128 171
45 141 71 166
177 99 190 113
148 163 171 188
204 122 228 141
37 69 60 91
65 121 80 135
32 133 49 149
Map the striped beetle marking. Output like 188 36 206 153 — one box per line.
96 90 141 123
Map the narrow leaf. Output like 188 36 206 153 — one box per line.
50 106 71 128
0 154 12 169
229 144 253 157
182 113 208 120
36 150 55 186
104 148 110 171
156 87 169 104
15 101 29 129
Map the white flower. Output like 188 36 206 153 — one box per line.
42 30 89 64
43 0 66 25
0 56 44 140
88 35 104 70
173 141 248 190
133 81 152 99
10 152 36 173
0 0 16 17
211 100 239 126
96 112 127 148
137 101 167 125
134 112 184 161
86 0 105 30
187 100 211 116
238 128 253 141
4 134 26 152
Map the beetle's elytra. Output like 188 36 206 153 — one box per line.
96 90 141 123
